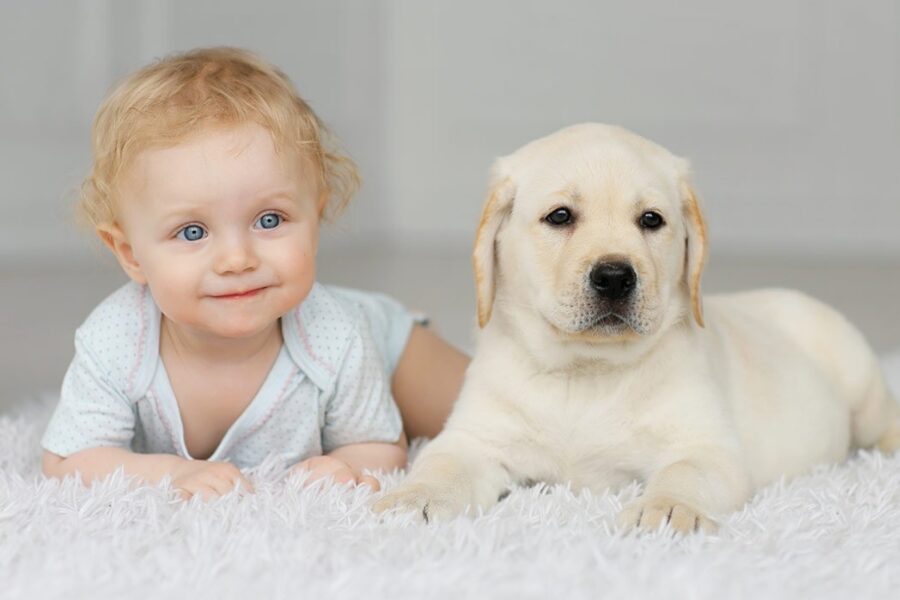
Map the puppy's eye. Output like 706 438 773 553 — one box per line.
639 211 665 230
545 207 574 226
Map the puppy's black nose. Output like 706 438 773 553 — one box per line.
589 262 636 300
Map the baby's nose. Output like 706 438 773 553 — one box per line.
215 235 258 274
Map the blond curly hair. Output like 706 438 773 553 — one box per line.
78 46 359 228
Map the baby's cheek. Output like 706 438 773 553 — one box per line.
145 262 203 320
274 238 317 307
294 249 317 295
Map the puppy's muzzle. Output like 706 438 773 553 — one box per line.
589 262 636 301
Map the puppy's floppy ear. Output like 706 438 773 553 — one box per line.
679 164 709 327
472 170 516 328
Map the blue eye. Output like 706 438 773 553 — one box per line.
177 224 206 242
256 213 282 230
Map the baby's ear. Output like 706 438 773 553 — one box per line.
317 188 329 218
96 223 147 285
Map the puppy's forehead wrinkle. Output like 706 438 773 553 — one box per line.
560 186 583 204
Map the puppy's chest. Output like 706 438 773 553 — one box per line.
500 373 658 488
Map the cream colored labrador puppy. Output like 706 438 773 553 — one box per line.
374 123 900 533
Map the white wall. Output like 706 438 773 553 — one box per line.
381 0 900 256
2 0 898 264
0 0 389 262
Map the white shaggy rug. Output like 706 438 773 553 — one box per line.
2 353 900 600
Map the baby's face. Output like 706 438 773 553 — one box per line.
110 122 320 339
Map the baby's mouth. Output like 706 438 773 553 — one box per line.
212 286 269 300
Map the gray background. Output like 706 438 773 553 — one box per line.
1 0 899 411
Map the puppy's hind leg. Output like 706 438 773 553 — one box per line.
877 418 900 454
874 391 900 454
851 365 900 454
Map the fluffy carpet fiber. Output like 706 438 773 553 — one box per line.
2 353 900 599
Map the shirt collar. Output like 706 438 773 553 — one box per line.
282 282 355 395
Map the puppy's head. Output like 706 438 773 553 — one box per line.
473 124 707 357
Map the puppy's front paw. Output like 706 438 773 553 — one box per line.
618 496 717 534
373 483 469 523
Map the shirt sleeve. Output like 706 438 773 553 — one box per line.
328 287 416 376
41 335 136 457
320 323 404 453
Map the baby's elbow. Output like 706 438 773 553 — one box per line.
41 451 66 478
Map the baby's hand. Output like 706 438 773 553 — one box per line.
170 458 254 501
290 455 380 490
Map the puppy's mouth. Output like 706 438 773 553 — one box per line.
543 288 655 340
593 313 628 330
547 309 639 339
585 311 636 335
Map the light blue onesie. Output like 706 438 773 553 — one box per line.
41 281 414 469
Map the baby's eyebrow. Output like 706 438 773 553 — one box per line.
250 188 298 205
248 188 297 207
158 205 202 222
161 190 295 214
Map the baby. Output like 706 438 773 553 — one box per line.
41 47 469 500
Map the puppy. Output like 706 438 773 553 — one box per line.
375 123 900 533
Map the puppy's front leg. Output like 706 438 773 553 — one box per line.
618 453 751 534
373 431 510 522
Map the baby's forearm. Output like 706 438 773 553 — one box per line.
327 440 408 474
42 447 183 485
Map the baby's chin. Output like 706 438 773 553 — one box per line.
207 308 288 339
214 287 311 335
162 303 279 341
162 312 277 341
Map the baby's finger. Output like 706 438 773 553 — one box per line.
236 474 255 494
331 468 357 485
211 461 245 484
196 485 222 502
303 460 347 483
303 469 336 485
203 474 238 497
202 462 252 494
357 474 380 491
176 481 204 501
181 483 220 502
291 457 329 479
216 464 255 494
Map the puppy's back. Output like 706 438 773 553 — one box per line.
708 288 895 448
